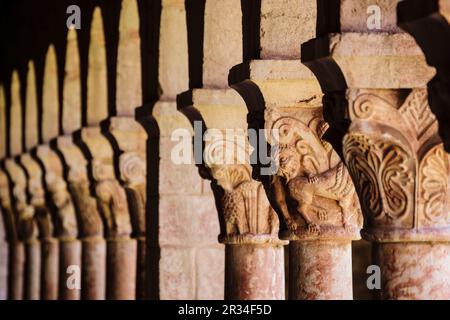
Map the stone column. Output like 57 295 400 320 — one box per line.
0 170 17 300
4 159 39 300
58 137 106 300
79 7 136 300
108 118 147 299
57 28 107 300
21 154 54 301
111 0 147 299
303 0 449 299
229 0 362 299
36 146 81 300
80 128 137 300
181 90 287 300
147 0 224 300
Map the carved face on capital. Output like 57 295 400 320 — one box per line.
278 141 320 181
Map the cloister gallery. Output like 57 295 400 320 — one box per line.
0 0 449 301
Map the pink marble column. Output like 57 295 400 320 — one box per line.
135 237 146 300
59 239 82 300
81 238 106 300
106 237 137 300
374 243 450 300
41 239 59 300
24 240 41 300
9 242 25 300
225 244 285 300
0 240 7 300
289 241 353 300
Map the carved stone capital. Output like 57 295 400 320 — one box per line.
36 145 78 239
0 169 18 241
343 88 450 242
265 106 363 241
108 117 147 236
20 153 54 240
4 159 38 242
57 136 104 238
205 142 283 245
81 127 132 238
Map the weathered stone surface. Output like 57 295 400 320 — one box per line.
260 0 316 59
81 239 106 300
59 240 81 300
159 0 189 99
289 240 353 300
41 239 59 300
195 246 225 300
9 242 25 300
159 246 195 300
159 195 219 247
62 29 81 135
374 242 450 299
203 0 242 88
106 238 137 300
42 45 59 143
87 7 108 126
340 0 401 32
116 0 142 116
225 244 285 300
24 240 41 300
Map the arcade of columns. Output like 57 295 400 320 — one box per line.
0 0 449 300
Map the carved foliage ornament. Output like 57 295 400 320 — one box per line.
344 89 450 240
205 134 281 245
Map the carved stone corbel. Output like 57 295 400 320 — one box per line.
56 136 106 300
80 127 136 300
35 145 80 300
108 117 146 299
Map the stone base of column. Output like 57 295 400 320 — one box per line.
107 237 137 300
59 239 82 300
82 238 106 300
41 239 59 300
374 242 450 300
8 242 25 300
135 237 146 300
289 240 353 300
225 244 285 300
24 240 41 300
0 241 9 300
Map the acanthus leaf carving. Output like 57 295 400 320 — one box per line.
345 88 450 241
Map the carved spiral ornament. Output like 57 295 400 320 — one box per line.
120 152 146 185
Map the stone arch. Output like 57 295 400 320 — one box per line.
62 29 81 135
25 61 38 150
42 45 59 143
10 71 22 156
116 0 141 116
87 7 108 126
